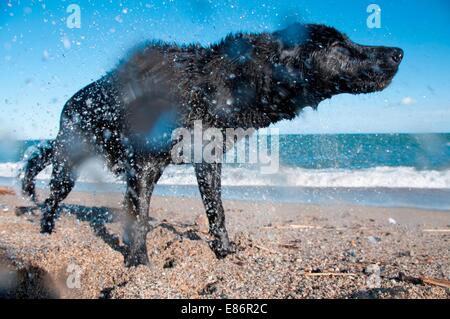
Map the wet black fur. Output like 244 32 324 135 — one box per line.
20 24 403 266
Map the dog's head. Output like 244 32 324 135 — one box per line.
273 23 403 99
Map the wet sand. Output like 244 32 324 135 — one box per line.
0 188 449 299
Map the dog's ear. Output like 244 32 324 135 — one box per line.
273 23 309 50
273 23 345 51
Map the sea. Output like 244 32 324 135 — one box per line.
0 133 449 211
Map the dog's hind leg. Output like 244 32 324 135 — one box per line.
40 161 75 234
195 163 235 258
39 131 84 233
123 158 169 267
21 140 55 203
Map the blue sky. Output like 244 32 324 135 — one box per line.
0 0 449 139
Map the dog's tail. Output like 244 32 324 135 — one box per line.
20 140 55 203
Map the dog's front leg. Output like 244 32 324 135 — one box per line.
123 159 167 267
194 162 235 258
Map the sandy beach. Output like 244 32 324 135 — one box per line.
0 188 449 299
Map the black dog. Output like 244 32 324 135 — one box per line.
20 24 403 266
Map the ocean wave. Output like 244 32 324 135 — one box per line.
0 161 449 189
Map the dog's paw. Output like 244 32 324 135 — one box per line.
40 217 55 234
209 239 236 259
124 251 150 267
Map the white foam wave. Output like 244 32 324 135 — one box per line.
0 161 449 189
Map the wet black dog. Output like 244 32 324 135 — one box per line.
21 24 403 266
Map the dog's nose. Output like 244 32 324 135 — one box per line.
391 48 404 64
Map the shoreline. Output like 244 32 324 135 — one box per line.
1 176 449 211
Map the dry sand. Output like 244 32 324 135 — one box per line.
0 188 449 299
